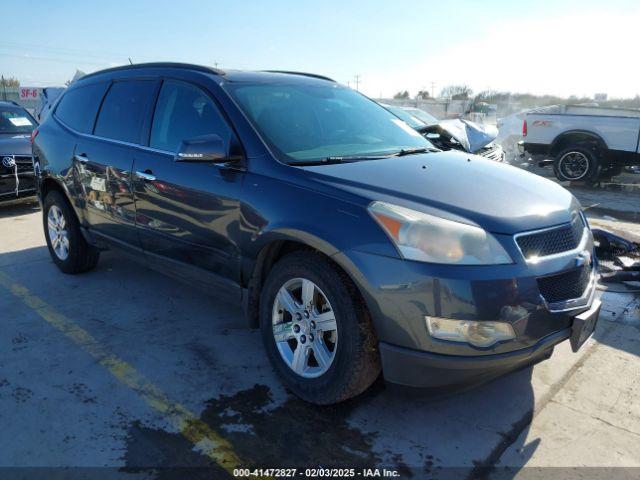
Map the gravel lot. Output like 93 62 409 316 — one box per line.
0 199 638 479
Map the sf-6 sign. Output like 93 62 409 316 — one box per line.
19 87 40 100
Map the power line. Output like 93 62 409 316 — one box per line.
0 52 117 67
0 41 141 62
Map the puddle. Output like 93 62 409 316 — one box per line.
121 384 390 478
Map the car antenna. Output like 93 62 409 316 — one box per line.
128 57 133 65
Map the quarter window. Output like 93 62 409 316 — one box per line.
150 80 231 152
55 82 108 133
94 80 156 144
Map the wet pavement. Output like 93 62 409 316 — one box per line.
0 199 638 479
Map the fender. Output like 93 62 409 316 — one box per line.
240 225 384 328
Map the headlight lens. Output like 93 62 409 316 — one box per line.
426 317 516 347
368 202 512 265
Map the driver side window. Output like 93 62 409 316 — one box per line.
150 79 231 152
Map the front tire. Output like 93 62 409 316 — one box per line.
43 190 99 274
260 251 380 404
553 146 601 182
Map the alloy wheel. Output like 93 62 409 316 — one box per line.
47 205 70 260
271 277 338 378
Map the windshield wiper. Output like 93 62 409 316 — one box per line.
392 147 438 156
291 149 438 166
291 155 390 166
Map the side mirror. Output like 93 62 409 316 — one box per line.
174 134 229 163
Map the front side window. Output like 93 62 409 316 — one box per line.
225 82 432 163
0 105 37 134
55 82 108 133
150 80 231 152
94 80 156 144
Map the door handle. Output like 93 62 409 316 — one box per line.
136 170 156 181
74 153 89 164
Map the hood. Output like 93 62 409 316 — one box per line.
424 119 498 153
302 150 577 234
0 134 31 156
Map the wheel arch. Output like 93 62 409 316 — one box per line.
242 230 372 331
40 176 69 202
550 130 608 156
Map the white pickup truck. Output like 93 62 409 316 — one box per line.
519 105 640 181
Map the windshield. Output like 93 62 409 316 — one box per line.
0 105 37 134
225 83 432 163
403 107 438 125
383 105 427 129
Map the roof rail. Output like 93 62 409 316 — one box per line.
262 70 335 82
80 62 225 81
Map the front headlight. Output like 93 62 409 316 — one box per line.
368 201 512 265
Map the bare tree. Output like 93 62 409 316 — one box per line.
440 84 473 100
0 76 19 87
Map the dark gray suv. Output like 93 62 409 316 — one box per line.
32 63 600 404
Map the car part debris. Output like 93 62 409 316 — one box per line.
593 228 640 292
592 228 638 259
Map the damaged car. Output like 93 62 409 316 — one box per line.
0 101 38 204
34 64 600 404
382 104 506 162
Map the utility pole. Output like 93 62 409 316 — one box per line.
213 61 219 68
1 76 6 101
430 81 436 99
354 74 360 91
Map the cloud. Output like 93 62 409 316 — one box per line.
362 8 640 99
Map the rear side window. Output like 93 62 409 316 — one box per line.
94 80 156 144
150 80 231 152
55 82 107 133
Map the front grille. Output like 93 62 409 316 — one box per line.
1 155 34 175
478 144 504 162
516 216 584 259
537 265 592 304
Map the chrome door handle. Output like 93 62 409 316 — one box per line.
136 170 156 181
74 154 89 164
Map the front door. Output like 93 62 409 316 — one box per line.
132 79 244 284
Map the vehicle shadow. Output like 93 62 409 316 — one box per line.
0 246 541 478
0 199 40 219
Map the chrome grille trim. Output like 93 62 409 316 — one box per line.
514 215 588 262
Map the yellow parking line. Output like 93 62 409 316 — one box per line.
0 269 263 478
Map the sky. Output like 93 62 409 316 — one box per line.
2 0 640 99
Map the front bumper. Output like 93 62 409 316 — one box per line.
0 176 36 202
336 226 598 389
380 328 569 389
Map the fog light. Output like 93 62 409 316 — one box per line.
426 317 516 348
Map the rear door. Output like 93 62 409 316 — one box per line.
75 79 158 246
132 78 244 284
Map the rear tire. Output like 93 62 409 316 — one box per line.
260 251 380 404
553 146 601 182
43 190 99 274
